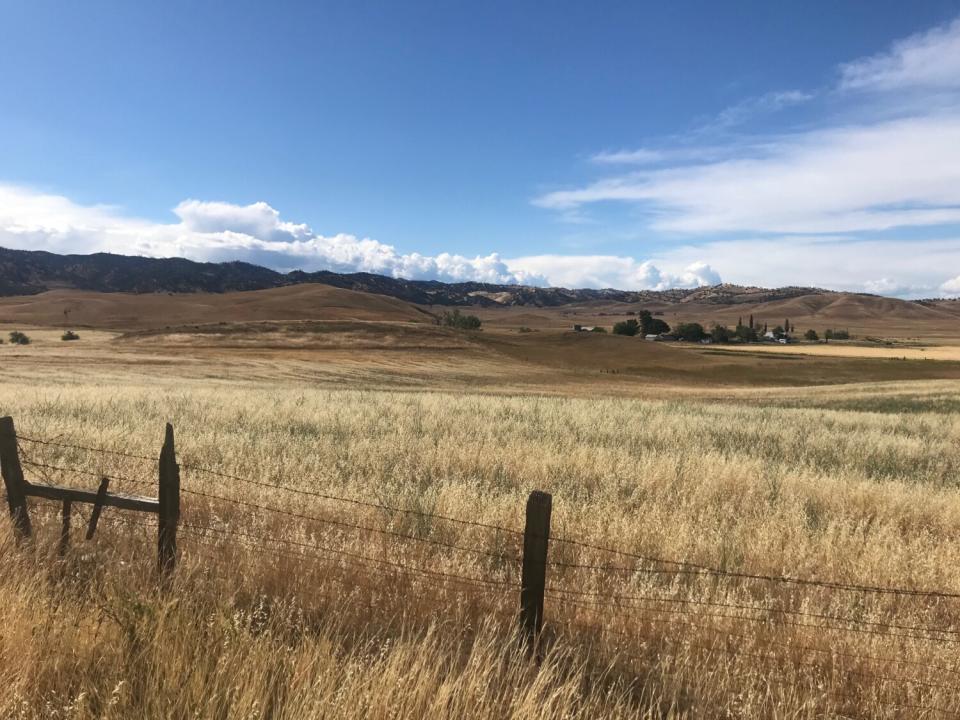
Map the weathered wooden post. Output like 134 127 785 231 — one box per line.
157 423 180 578
59 500 71 556
520 490 552 653
0 416 32 540
85 477 110 540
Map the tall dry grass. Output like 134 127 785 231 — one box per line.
2 378 960 718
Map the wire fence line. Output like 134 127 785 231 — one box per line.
4 424 960 717
13 429 960 601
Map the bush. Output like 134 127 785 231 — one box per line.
8 331 30 345
675 322 706 342
441 309 482 330
804 329 819 341
612 319 640 336
590 326 607 333
825 329 850 340
62 330 80 341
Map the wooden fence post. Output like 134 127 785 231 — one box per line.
157 423 180 578
520 490 552 652
85 477 110 540
0 416 32 540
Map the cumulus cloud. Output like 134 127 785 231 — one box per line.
0 184 544 286
641 234 960 298
506 255 720 291
0 184 725 291
6 182 960 296
941 275 960 296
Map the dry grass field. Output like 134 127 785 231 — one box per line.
2 293 960 718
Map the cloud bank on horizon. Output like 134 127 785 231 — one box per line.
4 16 960 297
0 185 724 291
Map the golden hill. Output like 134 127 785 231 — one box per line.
0 285 434 330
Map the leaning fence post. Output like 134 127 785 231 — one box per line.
85 477 110 540
157 423 180 578
520 490 552 653
0 416 32 540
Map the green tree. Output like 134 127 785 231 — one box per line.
804 329 819 341
8 331 30 345
637 309 671 335
612 319 640 336
771 325 786 340
676 322 706 342
735 324 758 342
710 324 731 343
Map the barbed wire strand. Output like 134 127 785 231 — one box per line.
546 590 960 645
180 486 521 564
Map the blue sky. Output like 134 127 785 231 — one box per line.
3 1 960 296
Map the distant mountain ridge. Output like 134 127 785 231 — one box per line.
0 246 837 307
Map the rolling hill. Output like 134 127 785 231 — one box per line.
0 246 827 307
1 246 958 341
0 285 434 330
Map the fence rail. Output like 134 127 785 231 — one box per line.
2 416 959 717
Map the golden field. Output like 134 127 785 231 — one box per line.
1 316 959 719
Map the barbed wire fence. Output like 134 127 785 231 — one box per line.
1 415 959 717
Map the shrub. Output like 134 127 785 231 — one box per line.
62 330 80 341
590 326 607 333
824 329 850 341
8 331 30 345
675 322 706 342
804 329 819 341
612 319 640 336
441 309 482 330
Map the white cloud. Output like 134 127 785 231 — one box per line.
644 235 960 299
941 275 960 296
506 255 720 291
839 17 960 92
709 90 814 130
536 114 960 234
5 183 960 297
537 16 960 237
590 148 667 165
0 184 541 286
0 183 728 291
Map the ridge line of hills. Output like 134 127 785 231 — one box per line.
0 246 878 308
